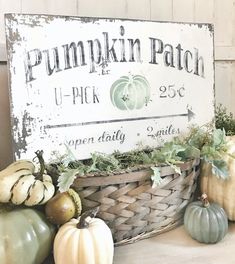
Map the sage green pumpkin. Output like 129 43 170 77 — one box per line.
110 74 150 110
0 206 55 264
184 194 228 244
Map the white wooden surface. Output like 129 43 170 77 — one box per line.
0 0 235 168
114 223 235 264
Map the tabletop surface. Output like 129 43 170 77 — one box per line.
43 222 235 264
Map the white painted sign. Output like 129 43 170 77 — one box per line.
5 14 214 161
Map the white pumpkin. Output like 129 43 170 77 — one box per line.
200 135 235 220
0 151 55 206
53 208 114 264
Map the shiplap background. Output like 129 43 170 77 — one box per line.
0 0 234 169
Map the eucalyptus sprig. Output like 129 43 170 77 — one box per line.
184 124 230 179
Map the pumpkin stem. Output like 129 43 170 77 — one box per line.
67 188 82 217
201 193 210 207
34 150 46 180
77 207 99 229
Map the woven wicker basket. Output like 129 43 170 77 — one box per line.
72 158 200 246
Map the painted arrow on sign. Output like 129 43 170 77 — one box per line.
45 107 195 129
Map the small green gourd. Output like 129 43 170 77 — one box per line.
184 193 228 243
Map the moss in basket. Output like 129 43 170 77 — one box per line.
46 123 232 192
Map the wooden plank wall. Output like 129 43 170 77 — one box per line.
0 0 234 169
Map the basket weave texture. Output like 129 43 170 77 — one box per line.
72 158 200 245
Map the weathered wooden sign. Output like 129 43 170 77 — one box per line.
5 14 214 161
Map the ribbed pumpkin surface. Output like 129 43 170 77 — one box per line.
54 218 113 264
0 208 55 264
184 200 228 243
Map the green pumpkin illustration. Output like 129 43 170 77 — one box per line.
110 74 151 110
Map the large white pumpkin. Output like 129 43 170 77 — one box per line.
200 135 235 220
53 208 114 264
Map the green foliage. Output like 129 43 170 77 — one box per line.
199 128 228 161
57 169 79 193
184 124 230 180
50 123 232 192
215 104 235 136
211 160 229 180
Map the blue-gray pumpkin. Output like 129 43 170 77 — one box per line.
184 193 228 244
